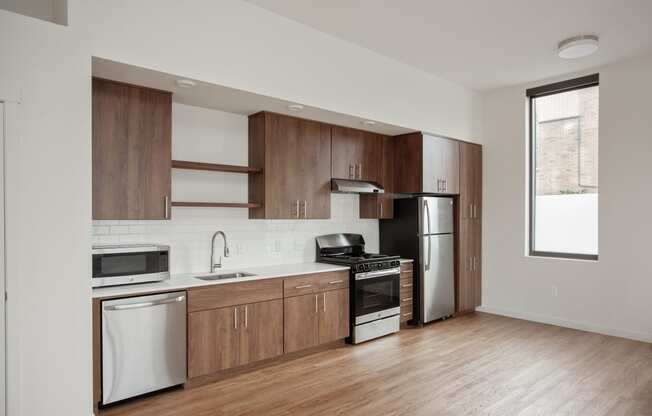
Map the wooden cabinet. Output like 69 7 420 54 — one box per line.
460 142 482 220
360 135 394 219
331 126 382 182
283 274 349 353
188 300 284 378
249 112 331 219
283 293 319 353
394 132 459 195
457 141 482 312
399 262 414 324
92 78 172 220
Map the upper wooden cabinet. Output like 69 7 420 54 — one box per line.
394 132 459 195
249 112 331 219
459 142 482 220
331 126 382 182
92 78 172 220
360 135 394 219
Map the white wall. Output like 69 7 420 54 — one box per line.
93 104 379 273
480 54 652 343
0 7 91 416
74 0 483 143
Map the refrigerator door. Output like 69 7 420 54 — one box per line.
420 197 454 235
420 234 455 323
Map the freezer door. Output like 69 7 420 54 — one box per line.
421 234 455 323
102 291 187 404
420 197 454 235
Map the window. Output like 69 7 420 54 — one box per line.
527 74 599 260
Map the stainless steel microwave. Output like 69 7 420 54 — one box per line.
92 244 170 288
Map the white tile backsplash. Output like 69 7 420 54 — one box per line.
93 194 378 274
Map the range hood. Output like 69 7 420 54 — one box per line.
331 179 384 194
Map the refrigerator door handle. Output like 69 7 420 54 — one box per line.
424 199 432 271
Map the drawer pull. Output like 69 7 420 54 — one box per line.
402 297 413 302
294 284 312 289
401 283 412 288
328 280 344 284
402 313 412 317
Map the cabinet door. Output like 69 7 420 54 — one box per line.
361 131 382 182
188 306 239 378
298 122 331 219
460 143 482 219
331 126 363 180
265 113 303 219
318 289 350 344
284 294 319 353
457 219 481 312
360 135 394 219
239 300 284 366
422 134 459 194
92 78 171 220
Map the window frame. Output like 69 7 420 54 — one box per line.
527 74 599 261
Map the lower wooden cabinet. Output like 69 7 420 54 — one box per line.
457 219 481 312
399 262 414 324
188 299 283 378
284 288 349 353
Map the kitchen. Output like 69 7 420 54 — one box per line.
2 2 652 416
89 61 481 411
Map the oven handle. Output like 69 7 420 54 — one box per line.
354 267 401 280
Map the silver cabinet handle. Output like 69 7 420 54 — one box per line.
323 292 326 312
402 312 412 317
315 294 318 313
349 164 354 179
473 256 477 272
303 200 308 218
328 280 344 284
244 305 248 328
444 178 447 192
469 203 473 218
295 200 300 219
294 284 312 289
356 163 362 179
234 306 238 329
473 203 478 219
401 283 412 288
104 295 184 311
379 202 383 218
164 195 169 219
402 297 413 302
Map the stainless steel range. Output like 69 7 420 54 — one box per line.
316 234 401 344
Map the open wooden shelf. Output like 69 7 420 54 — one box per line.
172 160 261 174
171 201 261 208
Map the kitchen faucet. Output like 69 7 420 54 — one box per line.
210 231 230 272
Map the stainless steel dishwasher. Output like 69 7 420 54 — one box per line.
101 291 187 405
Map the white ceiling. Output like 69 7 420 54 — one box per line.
244 0 652 91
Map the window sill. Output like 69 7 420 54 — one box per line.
527 252 598 262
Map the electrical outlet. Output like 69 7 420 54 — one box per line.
551 285 559 297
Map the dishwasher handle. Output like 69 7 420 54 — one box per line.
104 295 185 311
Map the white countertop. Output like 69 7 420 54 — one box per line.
92 262 350 299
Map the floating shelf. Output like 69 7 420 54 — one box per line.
172 160 261 174
171 201 261 208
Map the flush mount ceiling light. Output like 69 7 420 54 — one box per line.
287 104 304 112
175 79 196 88
558 35 599 59
362 120 376 126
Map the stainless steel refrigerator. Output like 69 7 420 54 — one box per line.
380 197 455 324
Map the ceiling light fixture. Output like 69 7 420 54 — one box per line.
362 120 376 126
558 35 599 59
288 104 304 112
176 79 197 88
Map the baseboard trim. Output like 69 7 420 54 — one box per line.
477 305 652 344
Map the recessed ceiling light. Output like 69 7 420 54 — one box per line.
362 120 376 126
558 35 599 59
288 104 304 112
176 79 196 88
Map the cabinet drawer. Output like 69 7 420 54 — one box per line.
188 279 283 312
400 262 414 273
317 270 349 291
400 288 414 305
400 276 413 289
400 306 413 323
284 271 348 297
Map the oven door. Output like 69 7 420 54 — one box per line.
353 268 400 324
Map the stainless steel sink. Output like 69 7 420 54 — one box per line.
196 272 256 281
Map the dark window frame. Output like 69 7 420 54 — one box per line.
527 74 599 261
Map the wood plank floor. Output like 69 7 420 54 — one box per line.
100 313 652 416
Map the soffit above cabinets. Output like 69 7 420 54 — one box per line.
92 57 414 136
